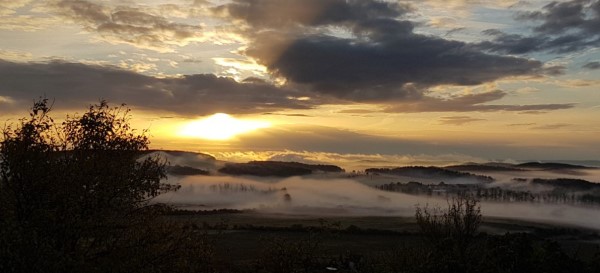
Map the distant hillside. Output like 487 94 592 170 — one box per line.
167 165 209 176
531 178 600 191
365 166 494 183
517 162 593 170
444 164 524 172
219 161 344 177
445 162 595 173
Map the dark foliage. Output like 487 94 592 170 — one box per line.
167 165 210 176
219 161 344 177
444 163 524 172
532 178 600 191
366 166 494 183
0 99 216 273
517 162 593 170
377 180 600 206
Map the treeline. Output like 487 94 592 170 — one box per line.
205 183 285 195
366 166 495 183
531 178 600 191
167 165 210 176
219 161 344 177
376 181 600 205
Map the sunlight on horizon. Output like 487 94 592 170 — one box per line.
178 113 270 141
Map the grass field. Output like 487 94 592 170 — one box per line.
170 211 600 265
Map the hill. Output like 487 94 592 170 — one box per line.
531 178 600 191
517 162 593 170
444 164 524 172
365 166 494 183
219 161 344 177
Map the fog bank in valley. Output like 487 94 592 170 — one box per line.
155 174 600 230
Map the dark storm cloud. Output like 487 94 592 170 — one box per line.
245 31 546 102
479 0 600 54
583 61 600 70
213 0 411 29
52 0 203 51
0 60 318 115
219 0 552 104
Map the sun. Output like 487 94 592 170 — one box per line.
178 113 270 140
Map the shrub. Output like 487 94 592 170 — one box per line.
415 195 482 272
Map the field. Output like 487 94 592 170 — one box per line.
170 211 600 266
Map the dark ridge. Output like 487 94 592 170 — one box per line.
218 161 344 177
517 162 593 170
167 165 209 176
531 178 600 191
365 166 494 183
445 164 524 172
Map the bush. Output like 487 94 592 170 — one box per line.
415 195 482 273
0 99 215 273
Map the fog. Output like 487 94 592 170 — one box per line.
155 173 600 230
148 150 600 229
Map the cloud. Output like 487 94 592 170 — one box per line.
438 116 485 125
383 90 575 113
0 59 320 115
0 49 34 62
195 124 599 160
532 123 571 130
218 0 555 107
245 29 546 102
337 109 379 114
583 61 600 70
0 0 32 16
261 113 312 117
479 0 600 54
51 0 205 52
553 79 600 87
508 123 536 127
212 149 487 170
212 0 412 29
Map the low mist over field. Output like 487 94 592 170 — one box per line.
152 151 600 229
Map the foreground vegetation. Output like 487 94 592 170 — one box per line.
2 100 600 272
0 100 214 272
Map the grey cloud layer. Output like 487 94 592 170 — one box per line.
225 124 599 159
0 60 316 115
219 0 561 108
383 90 574 113
213 0 411 29
246 32 546 102
583 61 600 70
438 116 485 125
52 0 203 52
479 0 600 54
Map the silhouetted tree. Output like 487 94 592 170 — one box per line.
415 195 482 273
0 99 215 273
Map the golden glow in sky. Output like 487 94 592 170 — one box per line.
178 113 270 140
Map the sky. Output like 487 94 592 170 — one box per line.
0 0 599 164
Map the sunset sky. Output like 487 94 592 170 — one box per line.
1 0 599 164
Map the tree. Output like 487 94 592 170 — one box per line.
0 99 214 273
415 195 482 273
